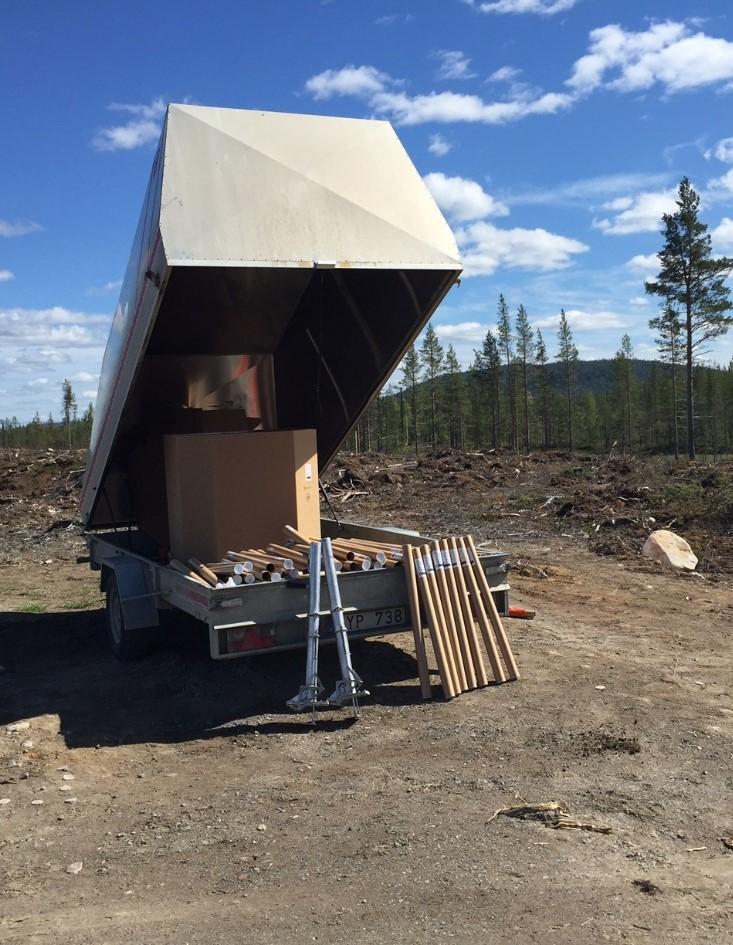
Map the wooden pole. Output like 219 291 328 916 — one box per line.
448 536 488 688
456 537 506 684
410 547 457 699
421 544 465 693
425 543 468 692
442 537 487 689
465 536 520 681
436 539 477 690
403 545 433 700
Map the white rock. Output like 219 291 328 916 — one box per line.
6 721 30 733
66 861 83 875
61 773 75 781
0 798 10 805
642 530 697 571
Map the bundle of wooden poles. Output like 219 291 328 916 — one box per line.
168 525 405 588
402 535 519 700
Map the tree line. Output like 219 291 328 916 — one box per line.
348 177 733 460
0 379 94 450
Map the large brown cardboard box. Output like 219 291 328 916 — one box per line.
164 429 320 562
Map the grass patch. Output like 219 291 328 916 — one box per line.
17 602 46 614
62 597 98 611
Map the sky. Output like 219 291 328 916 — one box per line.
2 0 733 422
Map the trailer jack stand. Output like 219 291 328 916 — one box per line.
323 538 369 718
287 541 329 716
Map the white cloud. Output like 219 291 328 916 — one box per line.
305 21 733 133
305 65 393 100
593 189 677 235
434 321 487 342
465 0 579 15
374 13 414 25
0 218 42 238
86 279 122 297
706 137 733 163
0 306 111 347
27 377 49 388
707 167 733 198
488 66 522 82
456 221 589 276
428 133 452 156
534 309 627 331
568 21 733 96
74 371 100 383
0 269 14 282
82 389 98 400
92 98 166 152
629 296 649 306
435 50 476 81
712 217 733 250
507 172 671 207
625 252 660 273
423 172 508 222
305 65 573 125
371 88 573 125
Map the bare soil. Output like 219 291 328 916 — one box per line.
1 448 732 944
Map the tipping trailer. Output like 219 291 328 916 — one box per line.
81 104 509 661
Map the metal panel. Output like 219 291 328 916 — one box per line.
81 105 462 530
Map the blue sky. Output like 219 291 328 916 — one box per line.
2 0 733 421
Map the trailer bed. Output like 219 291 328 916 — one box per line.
88 520 509 660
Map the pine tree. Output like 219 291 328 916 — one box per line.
614 334 635 451
419 322 445 449
497 294 517 451
650 305 683 459
534 329 551 448
400 345 420 454
556 310 578 451
646 177 733 458
61 379 77 449
479 329 502 447
515 304 533 451
444 344 466 448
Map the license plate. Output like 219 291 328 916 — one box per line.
343 606 410 634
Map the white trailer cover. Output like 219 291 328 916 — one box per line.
82 104 461 530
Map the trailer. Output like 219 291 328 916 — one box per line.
82 104 509 665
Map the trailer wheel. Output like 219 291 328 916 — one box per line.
105 575 155 660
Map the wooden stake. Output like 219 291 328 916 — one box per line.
456 537 506 684
448 537 488 688
465 536 520 681
426 543 469 692
410 547 457 699
402 545 433 700
436 539 477 690
420 544 464 693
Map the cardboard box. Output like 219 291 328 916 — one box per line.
164 429 320 562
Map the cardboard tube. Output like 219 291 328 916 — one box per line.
457 537 506 684
403 545 433 700
426 543 468 692
284 524 314 544
169 558 210 587
465 536 519 681
188 557 219 588
419 544 462 694
449 537 488 688
411 547 457 700
438 538 479 690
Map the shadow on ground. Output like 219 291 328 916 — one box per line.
0 609 428 748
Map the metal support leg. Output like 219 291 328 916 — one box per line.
322 537 369 716
287 542 327 714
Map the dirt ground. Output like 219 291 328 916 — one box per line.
1 448 732 944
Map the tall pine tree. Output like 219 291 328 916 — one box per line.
556 310 578 451
515 304 533 451
497 294 517 451
419 322 445 449
646 177 733 458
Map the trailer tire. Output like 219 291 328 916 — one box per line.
105 575 155 660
